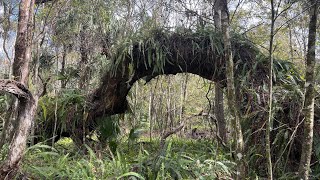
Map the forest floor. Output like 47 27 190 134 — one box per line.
16 136 235 179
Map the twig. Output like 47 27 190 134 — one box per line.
230 0 245 24
273 117 304 171
159 123 184 149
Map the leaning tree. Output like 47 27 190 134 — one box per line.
33 28 312 175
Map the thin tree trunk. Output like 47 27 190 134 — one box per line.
134 82 139 127
52 47 60 146
215 83 227 142
79 25 89 90
219 0 245 178
30 38 41 146
179 74 188 135
266 1 275 179
61 44 67 89
149 86 154 141
288 24 294 62
179 74 188 123
2 1 12 78
154 99 159 134
166 77 172 130
298 1 318 179
213 0 228 145
159 80 164 135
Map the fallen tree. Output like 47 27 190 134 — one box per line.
88 29 267 122
34 29 313 175
34 29 269 146
86 29 310 175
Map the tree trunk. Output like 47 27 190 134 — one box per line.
0 80 37 178
266 1 275 179
79 25 89 90
0 0 36 178
166 77 172 130
61 44 67 89
219 0 245 178
298 1 318 179
179 74 188 135
149 86 154 141
12 1 34 85
288 24 294 62
179 74 188 123
214 84 227 142
213 0 228 145
2 0 36 146
1 1 13 78
87 28 264 130
134 82 139 127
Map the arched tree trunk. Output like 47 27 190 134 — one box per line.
87 30 264 130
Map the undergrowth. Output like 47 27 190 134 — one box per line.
20 138 235 179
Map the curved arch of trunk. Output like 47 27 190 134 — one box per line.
88 30 265 125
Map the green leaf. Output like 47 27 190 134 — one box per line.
117 172 145 180
39 100 47 121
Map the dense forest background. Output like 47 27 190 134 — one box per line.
0 0 319 179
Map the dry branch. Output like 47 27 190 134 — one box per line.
160 123 184 149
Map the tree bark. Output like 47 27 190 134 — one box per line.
298 1 318 179
266 1 275 179
12 0 34 85
0 0 36 178
61 44 67 89
87 28 263 130
1 1 13 78
219 0 245 178
0 80 36 178
148 86 154 141
214 84 227 142
213 0 228 144
79 25 89 90
179 74 188 134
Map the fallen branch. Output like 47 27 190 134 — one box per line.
197 111 228 147
160 123 184 149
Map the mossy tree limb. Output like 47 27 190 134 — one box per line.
87 30 261 127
